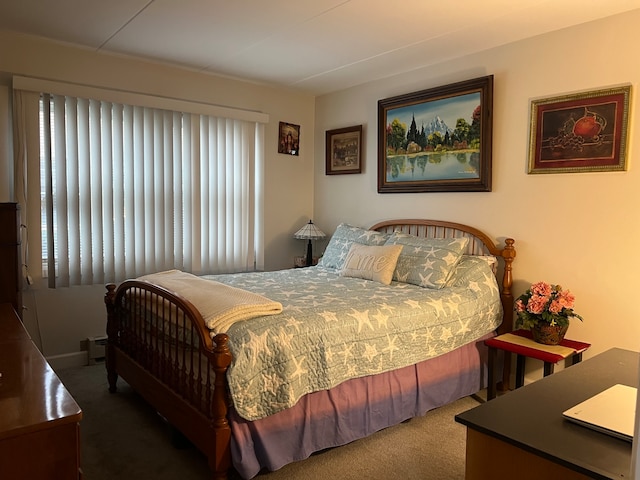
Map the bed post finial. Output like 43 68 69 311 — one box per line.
498 238 516 394
498 238 516 336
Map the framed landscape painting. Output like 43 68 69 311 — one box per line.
378 75 493 193
528 85 631 174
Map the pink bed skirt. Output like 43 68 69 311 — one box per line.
229 332 494 479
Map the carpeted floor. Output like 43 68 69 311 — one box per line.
57 364 482 480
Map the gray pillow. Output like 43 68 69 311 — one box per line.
446 255 498 287
317 223 390 271
384 232 469 289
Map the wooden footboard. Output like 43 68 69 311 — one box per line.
104 281 233 480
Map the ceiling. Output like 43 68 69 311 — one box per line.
1 0 638 95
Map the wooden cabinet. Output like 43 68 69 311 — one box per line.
0 203 22 317
0 304 83 479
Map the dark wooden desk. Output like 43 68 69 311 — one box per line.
456 348 636 480
0 303 83 479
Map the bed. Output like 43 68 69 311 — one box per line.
104 219 516 480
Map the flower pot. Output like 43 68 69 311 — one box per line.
531 324 568 345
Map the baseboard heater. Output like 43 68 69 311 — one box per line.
87 335 108 365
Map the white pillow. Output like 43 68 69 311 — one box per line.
340 243 403 285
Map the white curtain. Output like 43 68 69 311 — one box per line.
12 90 40 288
16 88 265 287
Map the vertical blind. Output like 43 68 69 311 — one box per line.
38 93 264 287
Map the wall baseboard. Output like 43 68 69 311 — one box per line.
46 351 91 371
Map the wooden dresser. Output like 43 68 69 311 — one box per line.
0 303 82 479
0 203 23 317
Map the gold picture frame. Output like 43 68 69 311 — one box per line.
528 85 631 174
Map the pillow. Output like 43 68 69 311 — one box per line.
446 255 499 288
317 223 390 271
384 232 469 289
340 243 403 285
473 255 498 275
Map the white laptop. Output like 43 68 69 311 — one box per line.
562 384 637 442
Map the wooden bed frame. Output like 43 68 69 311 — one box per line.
104 219 515 480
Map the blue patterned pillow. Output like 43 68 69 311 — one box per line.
317 223 390 271
446 255 498 287
384 232 469 289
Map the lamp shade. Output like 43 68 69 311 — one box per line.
294 220 326 240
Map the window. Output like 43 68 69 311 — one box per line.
36 93 264 287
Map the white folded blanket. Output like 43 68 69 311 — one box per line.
137 270 283 334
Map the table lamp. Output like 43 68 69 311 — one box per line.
294 220 325 266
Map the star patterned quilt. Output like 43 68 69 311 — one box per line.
204 256 502 421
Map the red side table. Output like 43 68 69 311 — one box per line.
485 329 591 400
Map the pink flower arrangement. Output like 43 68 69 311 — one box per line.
515 281 583 330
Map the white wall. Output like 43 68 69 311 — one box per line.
0 31 316 363
314 10 640 364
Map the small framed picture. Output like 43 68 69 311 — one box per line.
278 122 300 156
326 125 363 175
528 85 631 174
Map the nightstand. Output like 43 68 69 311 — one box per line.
294 256 318 268
485 329 590 400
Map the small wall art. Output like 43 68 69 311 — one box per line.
326 125 363 175
528 85 631 174
278 122 300 156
